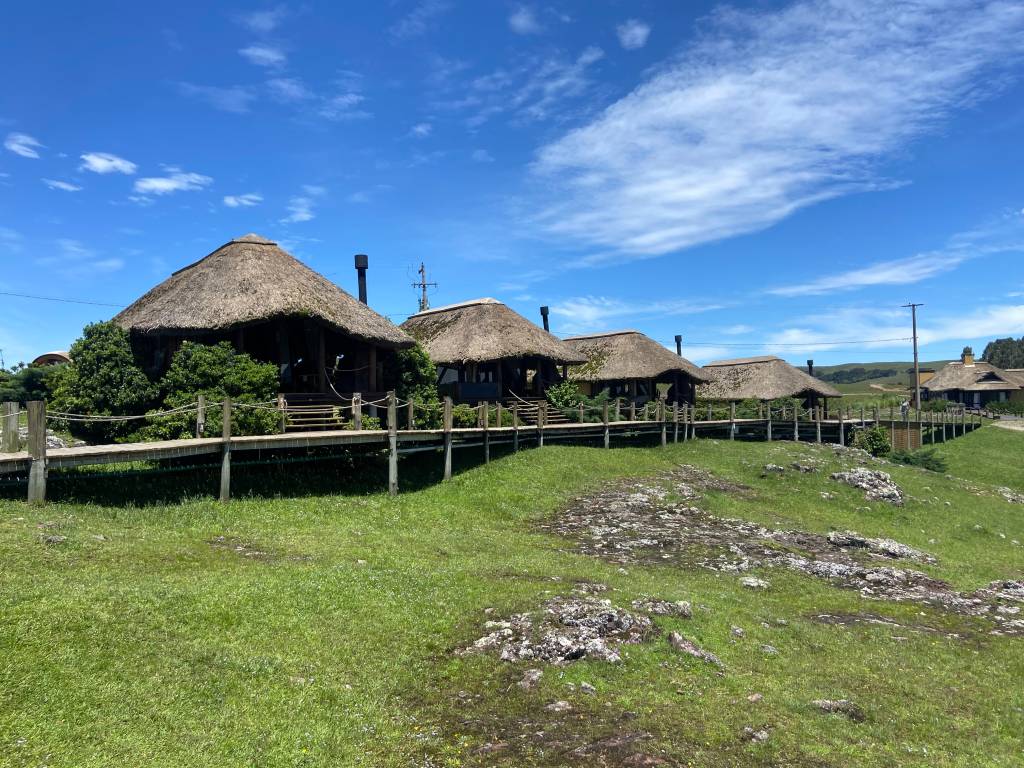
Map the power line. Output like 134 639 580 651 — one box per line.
680 337 912 347
1 291 126 308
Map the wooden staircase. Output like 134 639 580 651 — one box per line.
504 397 572 426
280 394 348 432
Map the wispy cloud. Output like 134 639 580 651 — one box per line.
37 238 124 277
133 168 213 196
509 5 542 35
0 226 23 253
178 83 255 113
390 0 452 40
42 178 82 192
318 92 370 121
551 295 724 335
266 77 312 102
4 132 42 158
534 0 1024 259
472 148 494 163
409 122 432 138
79 151 137 174
281 185 325 223
616 19 650 50
223 193 262 207
240 44 286 68
236 6 287 34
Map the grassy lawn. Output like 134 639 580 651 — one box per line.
2 431 1023 767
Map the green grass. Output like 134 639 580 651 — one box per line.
2 431 1023 767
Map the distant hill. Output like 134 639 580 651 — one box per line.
813 360 953 394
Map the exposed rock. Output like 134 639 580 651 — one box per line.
791 462 819 473
731 626 745 637
740 576 770 589
827 530 934 562
997 487 1024 504
763 464 786 474
743 726 770 743
631 598 692 618
579 681 597 695
518 669 543 690
545 700 572 712
812 698 865 722
760 644 779 655
830 468 904 505
668 631 723 669
42 534 66 545
747 693 763 703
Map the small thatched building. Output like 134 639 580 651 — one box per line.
400 298 585 402
922 347 1024 407
564 330 707 405
698 355 841 405
115 234 413 395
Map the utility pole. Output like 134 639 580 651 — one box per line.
903 302 923 410
412 263 437 313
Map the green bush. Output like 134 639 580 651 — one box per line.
546 380 584 411
891 448 948 473
48 322 157 443
851 424 892 457
142 342 280 440
451 404 479 428
0 363 62 404
384 343 441 429
981 400 1024 416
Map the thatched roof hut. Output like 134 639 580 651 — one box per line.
698 355 841 401
400 298 584 401
400 299 585 365
115 234 412 395
115 234 410 347
923 348 1023 406
565 330 707 383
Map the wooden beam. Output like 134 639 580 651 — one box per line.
388 391 398 495
603 401 610 449
1 402 18 453
443 396 453 480
27 400 46 504
219 399 231 503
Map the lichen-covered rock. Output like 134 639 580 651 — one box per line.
812 698 865 722
668 631 723 668
630 597 692 618
826 530 934 562
830 468 904 505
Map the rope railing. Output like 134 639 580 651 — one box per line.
47 403 201 422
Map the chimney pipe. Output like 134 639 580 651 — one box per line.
354 254 368 304
674 335 682 356
807 359 814 377
540 306 550 332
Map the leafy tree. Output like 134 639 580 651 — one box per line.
144 341 280 439
49 322 157 443
384 343 441 428
982 337 1024 369
0 363 62 403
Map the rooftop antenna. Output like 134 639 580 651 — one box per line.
412 262 437 312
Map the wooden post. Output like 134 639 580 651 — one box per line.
538 402 546 447
275 393 286 434
197 393 207 438
707 403 713 421
578 403 585 424
729 401 736 441
629 400 636 422
387 391 398 495
860 405 865 428
26 401 46 505
905 406 912 451
407 399 415 430
758 402 764 420
603 402 610 449
512 402 520 452
495 402 503 433
1 402 18 453
815 405 822 444
482 400 490 464
673 403 679 444
660 398 667 447
766 402 773 442
838 408 845 446
614 397 621 422
353 393 363 430
219 399 231 503
793 404 799 442
443 396 453 480
929 411 935 444
942 411 947 442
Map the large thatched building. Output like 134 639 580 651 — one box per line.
400 298 585 402
698 355 841 404
115 234 413 395
922 347 1024 407
564 330 707 405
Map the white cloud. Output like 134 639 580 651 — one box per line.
551 295 723 335
410 122 432 138
390 0 452 40
133 168 212 196
318 92 370 121
281 185 325 223
722 324 754 336
534 0 1024 259
509 5 542 35
236 6 287 33
770 252 969 297
223 193 262 207
42 178 82 192
178 83 255 113
0 226 23 253
472 148 495 162
267 77 312 102
616 19 650 50
79 151 137 174
36 238 124 277
4 132 42 158
240 44 286 67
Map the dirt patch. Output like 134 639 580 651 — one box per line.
543 465 1024 635
207 535 274 560
811 612 975 640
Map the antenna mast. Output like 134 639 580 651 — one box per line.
412 262 438 312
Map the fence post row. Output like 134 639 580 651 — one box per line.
219 398 231 503
387 391 398 495
442 396 453 481
27 400 47 505
1 401 18 453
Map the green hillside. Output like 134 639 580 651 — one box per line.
814 359 952 394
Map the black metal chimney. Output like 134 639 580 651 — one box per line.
675 335 682 356
540 306 550 332
354 254 368 304
807 359 814 376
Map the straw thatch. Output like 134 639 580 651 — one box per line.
114 234 412 347
400 298 586 365
698 355 841 400
923 360 1023 393
564 330 708 383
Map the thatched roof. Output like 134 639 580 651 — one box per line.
400 298 586 365
923 360 1023 393
698 355 842 400
114 234 412 347
564 330 708 383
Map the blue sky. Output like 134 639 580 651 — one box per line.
3 0 1024 368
